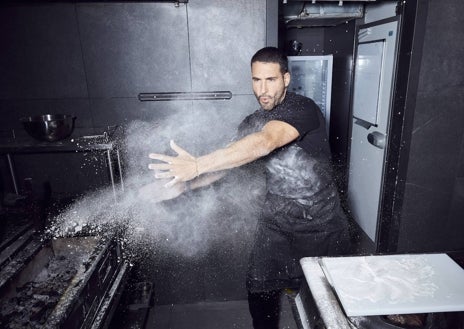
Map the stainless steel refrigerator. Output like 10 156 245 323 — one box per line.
347 20 400 243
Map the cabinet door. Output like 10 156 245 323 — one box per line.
188 0 267 94
78 3 191 97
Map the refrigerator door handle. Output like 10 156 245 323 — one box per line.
367 131 386 149
354 118 374 130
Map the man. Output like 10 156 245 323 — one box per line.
147 47 351 328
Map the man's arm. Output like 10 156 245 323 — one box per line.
137 171 226 203
148 120 299 186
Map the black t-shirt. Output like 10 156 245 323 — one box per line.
237 92 331 158
237 92 338 212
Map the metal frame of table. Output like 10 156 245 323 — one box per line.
0 136 124 201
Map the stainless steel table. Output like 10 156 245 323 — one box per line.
0 134 124 200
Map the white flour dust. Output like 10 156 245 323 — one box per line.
326 256 439 305
47 106 264 258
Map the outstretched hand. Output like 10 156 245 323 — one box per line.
148 140 199 187
137 179 185 203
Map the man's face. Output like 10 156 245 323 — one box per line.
251 61 290 111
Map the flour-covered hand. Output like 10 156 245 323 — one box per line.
148 140 199 187
137 179 186 203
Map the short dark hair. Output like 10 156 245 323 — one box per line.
251 47 289 74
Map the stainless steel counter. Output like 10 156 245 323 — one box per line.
295 255 464 329
0 134 124 198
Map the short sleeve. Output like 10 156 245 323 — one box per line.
273 96 321 139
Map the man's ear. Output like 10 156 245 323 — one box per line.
284 72 291 88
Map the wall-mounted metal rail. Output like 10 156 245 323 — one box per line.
138 91 232 102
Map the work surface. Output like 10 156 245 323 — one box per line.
307 253 464 317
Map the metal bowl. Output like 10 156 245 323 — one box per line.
20 114 76 142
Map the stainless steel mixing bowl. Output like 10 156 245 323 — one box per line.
20 114 76 142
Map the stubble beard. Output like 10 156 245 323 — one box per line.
256 89 287 111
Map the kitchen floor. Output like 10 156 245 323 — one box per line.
146 296 298 329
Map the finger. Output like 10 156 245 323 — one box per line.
164 177 179 188
155 171 174 179
170 140 192 158
148 153 173 162
148 163 172 170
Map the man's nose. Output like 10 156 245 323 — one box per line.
260 81 268 94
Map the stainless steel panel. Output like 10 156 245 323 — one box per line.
77 3 191 97
188 0 267 94
90 97 188 128
183 95 258 151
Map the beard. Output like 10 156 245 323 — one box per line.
255 90 287 111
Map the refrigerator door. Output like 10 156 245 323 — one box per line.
352 42 384 126
347 20 398 242
287 55 333 134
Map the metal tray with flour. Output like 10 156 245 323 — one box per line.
320 253 464 317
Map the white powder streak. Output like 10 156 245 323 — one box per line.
326 256 438 304
47 108 264 258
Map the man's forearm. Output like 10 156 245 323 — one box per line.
187 171 226 191
148 120 299 185
196 131 273 176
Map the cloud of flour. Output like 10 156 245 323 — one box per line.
47 100 265 258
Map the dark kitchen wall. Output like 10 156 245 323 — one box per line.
0 1 268 197
0 0 272 304
322 21 356 194
396 0 464 252
279 21 356 194
0 1 268 131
